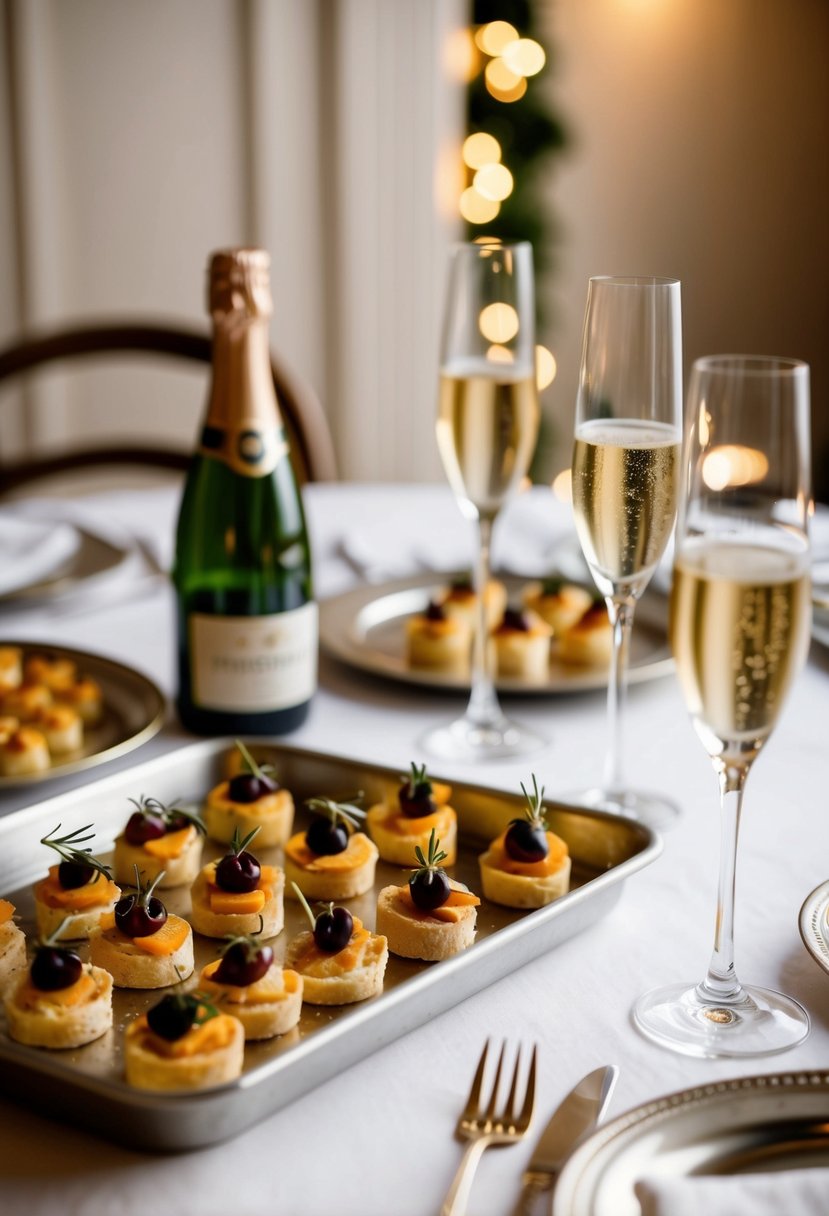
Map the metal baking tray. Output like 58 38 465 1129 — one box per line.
0 738 661 1151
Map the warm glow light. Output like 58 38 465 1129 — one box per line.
502 38 546 77
535 345 557 390
462 132 501 169
485 74 528 103
702 444 770 491
519 476 533 493
459 187 500 224
552 468 573 503
486 344 514 364
698 406 711 447
435 140 467 219
473 163 514 202
485 57 523 93
479 302 519 343
444 28 479 83
475 21 518 56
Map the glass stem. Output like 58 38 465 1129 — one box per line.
466 514 502 729
603 596 635 794
697 761 749 1003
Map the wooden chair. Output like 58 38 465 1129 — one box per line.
0 321 337 494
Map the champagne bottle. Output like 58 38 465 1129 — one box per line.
173 248 316 735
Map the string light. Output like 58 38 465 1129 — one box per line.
486 344 515 364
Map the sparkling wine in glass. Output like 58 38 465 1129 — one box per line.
571 276 683 827
421 240 545 761
634 354 812 1057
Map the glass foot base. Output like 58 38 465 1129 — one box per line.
633 981 810 1059
566 786 680 832
419 715 547 763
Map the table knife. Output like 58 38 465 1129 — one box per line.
515 1064 618 1216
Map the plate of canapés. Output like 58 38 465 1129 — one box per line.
319 572 673 694
0 743 572 1099
0 643 165 785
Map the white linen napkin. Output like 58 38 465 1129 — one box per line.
635 1169 829 1216
0 511 80 596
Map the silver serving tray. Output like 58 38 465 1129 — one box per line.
319 572 673 695
799 880 829 976
0 642 166 788
0 738 660 1151
553 1071 829 1215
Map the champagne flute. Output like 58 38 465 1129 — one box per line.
634 355 812 1057
571 276 683 827
421 240 545 761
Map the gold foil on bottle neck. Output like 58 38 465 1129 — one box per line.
208 248 272 319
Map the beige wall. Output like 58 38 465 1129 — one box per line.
1 0 826 492
542 0 829 494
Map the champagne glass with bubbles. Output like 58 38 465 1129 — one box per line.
634 355 812 1057
571 276 683 827
421 240 545 761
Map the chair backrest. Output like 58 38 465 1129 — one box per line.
0 321 337 494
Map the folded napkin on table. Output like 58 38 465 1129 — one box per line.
635 1168 829 1216
0 511 80 597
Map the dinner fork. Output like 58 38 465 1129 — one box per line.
440 1040 537 1216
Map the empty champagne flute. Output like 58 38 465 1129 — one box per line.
421 240 545 761
634 355 812 1057
571 276 683 827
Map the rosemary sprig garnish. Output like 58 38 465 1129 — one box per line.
400 762 431 792
219 915 266 963
412 828 448 879
132 795 207 836
304 794 365 832
229 826 261 856
40 823 112 883
517 774 548 830
234 739 278 782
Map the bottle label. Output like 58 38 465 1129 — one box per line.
189 604 318 712
199 423 290 478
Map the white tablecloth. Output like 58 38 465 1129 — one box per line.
1 483 828 1216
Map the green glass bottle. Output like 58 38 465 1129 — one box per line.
173 248 316 735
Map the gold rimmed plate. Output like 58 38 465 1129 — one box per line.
319 573 673 695
799 879 829 976
0 642 166 787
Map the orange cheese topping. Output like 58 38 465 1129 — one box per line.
285 831 374 874
200 960 301 1005
204 862 277 915
143 826 196 860
487 831 569 877
128 1012 239 1059
35 864 119 911
398 886 480 923
17 967 101 1010
0 898 15 926
388 805 455 838
292 918 372 977
133 914 190 956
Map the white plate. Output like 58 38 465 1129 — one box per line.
553 1072 829 1216
319 573 673 695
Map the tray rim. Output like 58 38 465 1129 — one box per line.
0 640 166 789
798 879 829 975
0 736 662 1150
552 1070 829 1216
319 571 674 696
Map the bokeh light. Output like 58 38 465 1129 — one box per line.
479 302 519 343
475 21 518 56
459 188 500 224
444 28 479 82
535 345 557 390
552 468 573 502
502 38 546 77
486 344 515 364
473 163 514 202
702 445 770 491
462 132 502 169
